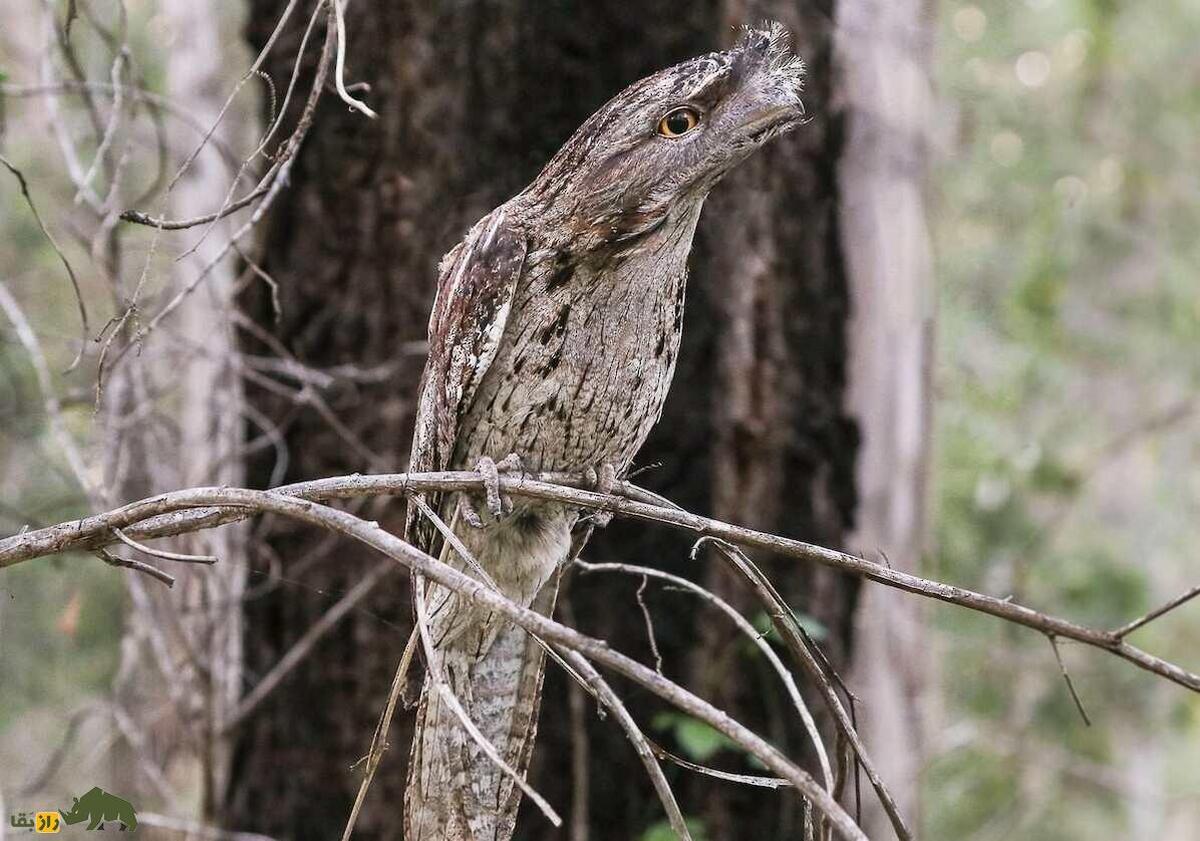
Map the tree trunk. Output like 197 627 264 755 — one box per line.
228 2 868 839
109 0 248 816
837 1 935 836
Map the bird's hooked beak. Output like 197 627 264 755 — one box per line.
729 22 807 143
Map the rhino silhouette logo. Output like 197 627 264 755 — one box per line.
58 788 137 831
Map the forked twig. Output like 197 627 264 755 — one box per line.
690 537 911 841
1112 584 1200 640
111 527 218 564
578 559 833 792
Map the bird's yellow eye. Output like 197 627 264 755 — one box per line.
658 107 700 138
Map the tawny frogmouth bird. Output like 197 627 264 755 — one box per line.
405 23 806 840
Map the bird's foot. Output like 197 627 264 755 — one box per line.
463 453 524 528
582 463 618 528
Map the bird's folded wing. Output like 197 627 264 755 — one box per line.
406 206 528 554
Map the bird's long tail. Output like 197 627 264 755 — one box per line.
405 579 558 841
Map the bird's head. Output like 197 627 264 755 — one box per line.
527 22 806 248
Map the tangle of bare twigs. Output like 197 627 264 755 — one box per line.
4 471 1200 839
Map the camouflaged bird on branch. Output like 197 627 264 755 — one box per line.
404 22 807 840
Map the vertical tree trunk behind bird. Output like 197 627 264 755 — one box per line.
837 0 936 834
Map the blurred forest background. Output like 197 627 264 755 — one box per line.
1 1 1197 840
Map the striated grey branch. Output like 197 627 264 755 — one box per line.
2 472 1197 695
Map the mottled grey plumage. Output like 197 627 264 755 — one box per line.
404 23 806 840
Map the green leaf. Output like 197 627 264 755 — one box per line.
675 718 734 762
652 713 736 762
750 609 827 643
791 611 828 640
640 817 710 841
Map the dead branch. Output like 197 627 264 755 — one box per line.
1113 583 1200 640
329 0 376 118
7 470 1199 834
691 536 910 841
96 547 176 588
1 485 866 839
4 471 1196 695
558 648 692 841
577 560 834 791
111 527 218 564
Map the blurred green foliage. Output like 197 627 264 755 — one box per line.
931 0 1200 837
640 817 712 841
0 560 123 733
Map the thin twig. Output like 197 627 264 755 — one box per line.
341 627 420 841
119 184 270 229
646 739 788 788
0 155 90 369
330 0 377 118
636 574 664 675
1048 635 1092 727
75 48 127 204
579 560 833 792
558 649 691 841
411 494 499 590
1112 584 1200 640
111 527 218 564
95 548 174 588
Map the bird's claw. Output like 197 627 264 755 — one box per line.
469 453 523 526
583 464 618 528
494 452 524 473
461 502 486 529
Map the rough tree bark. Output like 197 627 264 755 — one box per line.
226 2 898 838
